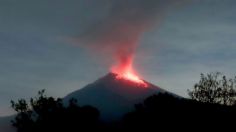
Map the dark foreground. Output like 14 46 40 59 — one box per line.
12 93 236 132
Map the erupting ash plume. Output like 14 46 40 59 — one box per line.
71 0 187 85
111 54 147 87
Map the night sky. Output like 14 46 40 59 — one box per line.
0 0 236 116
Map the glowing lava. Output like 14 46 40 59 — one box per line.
111 56 147 87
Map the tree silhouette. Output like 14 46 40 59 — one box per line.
11 90 101 132
188 72 236 105
10 81 236 131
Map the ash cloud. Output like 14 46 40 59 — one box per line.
72 0 188 70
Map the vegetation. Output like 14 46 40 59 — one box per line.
11 90 100 132
11 72 236 131
188 72 236 105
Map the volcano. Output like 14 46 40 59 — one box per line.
63 73 180 120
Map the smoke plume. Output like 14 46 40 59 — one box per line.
71 0 187 73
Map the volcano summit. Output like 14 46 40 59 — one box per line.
63 73 179 120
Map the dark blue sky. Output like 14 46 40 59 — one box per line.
0 0 236 116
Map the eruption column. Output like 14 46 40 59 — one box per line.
111 54 147 87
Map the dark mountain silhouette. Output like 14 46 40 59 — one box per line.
0 115 15 132
63 73 181 120
2 73 236 131
122 93 236 131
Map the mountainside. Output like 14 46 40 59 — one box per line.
63 73 180 120
0 73 181 131
0 115 15 132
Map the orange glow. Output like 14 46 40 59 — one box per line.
116 71 147 87
111 56 147 87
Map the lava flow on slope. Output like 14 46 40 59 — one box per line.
111 55 147 87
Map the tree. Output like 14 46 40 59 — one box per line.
188 72 236 105
11 90 100 132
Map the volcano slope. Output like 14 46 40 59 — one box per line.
63 73 179 120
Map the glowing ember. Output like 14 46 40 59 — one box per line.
111 56 147 87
